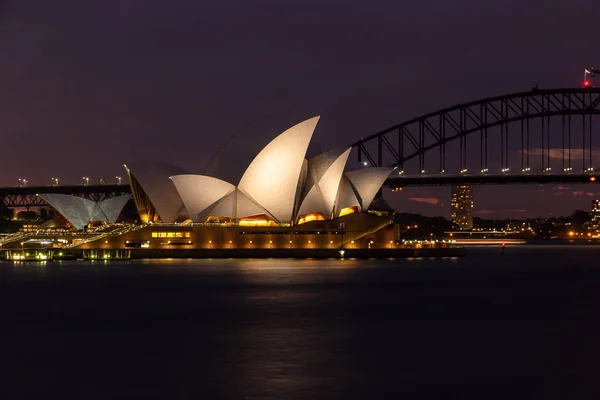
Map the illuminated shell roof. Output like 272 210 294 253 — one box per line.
125 117 393 226
39 193 131 230
98 195 132 224
238 117 320 224
344 167 393 211
125 161 187 223
170 175 235 222
200 189 268 220
297 147 351 219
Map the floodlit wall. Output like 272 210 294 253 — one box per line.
76 212 397 250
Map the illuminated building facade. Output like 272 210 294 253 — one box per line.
451 185 473 230
588 199 600 235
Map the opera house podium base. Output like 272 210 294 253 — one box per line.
0 214 464 261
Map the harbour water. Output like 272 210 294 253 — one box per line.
1 245 599 398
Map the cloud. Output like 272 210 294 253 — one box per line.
555 185 569 190
587 192 595 197
525 148 600 161
409 197 443 206
475 209 528 215
572 191 584 196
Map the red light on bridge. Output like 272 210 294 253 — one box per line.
584 80 591 88
591 176 596 182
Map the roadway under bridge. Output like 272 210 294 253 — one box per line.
385 173 599 188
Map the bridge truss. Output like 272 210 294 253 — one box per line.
0 184 131 208
352 88 600 186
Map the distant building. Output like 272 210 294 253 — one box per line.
451 185 474 230
588 199 600 235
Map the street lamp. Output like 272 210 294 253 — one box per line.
82 177 90 186
51 177 59 186
17 178 28 187
115 176 122 185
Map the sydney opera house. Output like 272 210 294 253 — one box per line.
16 116 402 253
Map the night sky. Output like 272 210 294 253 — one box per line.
1 0 599 218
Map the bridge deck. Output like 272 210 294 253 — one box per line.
386 173 599 187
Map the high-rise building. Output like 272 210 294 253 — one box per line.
588 199 600 234
451 185 474 230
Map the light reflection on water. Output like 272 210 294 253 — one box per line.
0 246 600 398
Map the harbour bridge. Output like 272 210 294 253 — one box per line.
1 87 599 208
353 87 600 188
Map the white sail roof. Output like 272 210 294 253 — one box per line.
297 147 351 218
335 176 361 215
238 116 320 224
170 175 235 222
39 193 131 230
205 111 319 185
125 162 187 223
204 190 237 219
201 189 269 220
98 195 132 224
344 167 393 211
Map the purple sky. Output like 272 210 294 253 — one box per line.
1 0 599 218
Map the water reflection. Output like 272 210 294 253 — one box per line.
1 247 600 397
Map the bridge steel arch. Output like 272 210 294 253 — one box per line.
352 88 600 175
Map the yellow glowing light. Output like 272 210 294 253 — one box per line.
569 231 575 236
297 212 325 225
338 207 356 217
